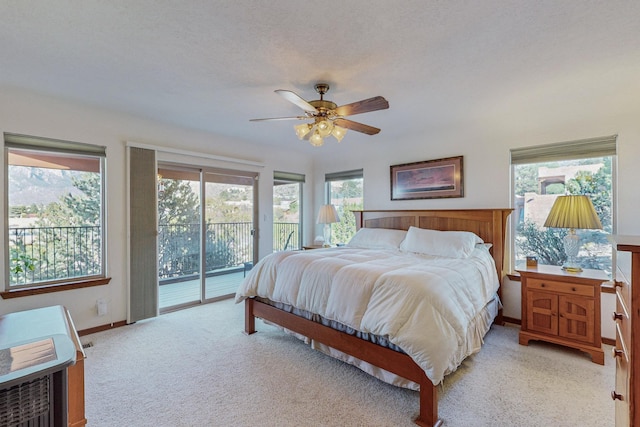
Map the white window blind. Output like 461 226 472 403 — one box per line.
274 171 305 184
325 168 363 181
510 135 617 165
5 133 106 157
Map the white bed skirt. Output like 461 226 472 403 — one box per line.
262 294 501 390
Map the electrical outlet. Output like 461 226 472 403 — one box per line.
96 299 108 316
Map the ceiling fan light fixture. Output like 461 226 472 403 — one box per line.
252 83 389 147
294 123 312 139
316 119 334 137
309 130 324 147
331 125 347 142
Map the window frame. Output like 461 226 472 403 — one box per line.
509 135 617 273
324 169 364 245
3 133 108 296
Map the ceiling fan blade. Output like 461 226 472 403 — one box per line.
334 96 389 117
333 118 381 135
275 90 319 113
250 116 308 122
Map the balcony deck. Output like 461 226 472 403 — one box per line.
159 269 246 310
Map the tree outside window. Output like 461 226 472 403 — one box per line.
327 177 363 245
513 157 612 272
273 180 301 251
7 143 105 288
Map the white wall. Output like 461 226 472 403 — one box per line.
312 107 640 340
0 88 314 330
3 86 638 338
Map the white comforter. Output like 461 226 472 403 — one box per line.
235 246 500 384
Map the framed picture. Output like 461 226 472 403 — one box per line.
390 156 464 200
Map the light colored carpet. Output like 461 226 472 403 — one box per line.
82 299 614 426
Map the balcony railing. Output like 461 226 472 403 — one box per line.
158 221 301 279
273 222 300 252
8 221 301 286
8 225 102 286
158 222 255 279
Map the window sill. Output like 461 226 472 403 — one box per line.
1 277 111 299
506 272 521 281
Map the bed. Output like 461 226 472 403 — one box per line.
237 209 512 426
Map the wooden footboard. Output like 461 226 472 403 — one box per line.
244 298 443 427
242 208 511 426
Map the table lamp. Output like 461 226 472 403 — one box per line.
543 195 603 272
316 204 340 247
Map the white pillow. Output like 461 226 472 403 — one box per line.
399 226 484 258
347 228 407 250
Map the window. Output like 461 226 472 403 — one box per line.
273 171 304 252
511 135 616 273
325 169 363 245
5 133 106 289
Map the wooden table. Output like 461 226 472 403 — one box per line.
518 264 608 364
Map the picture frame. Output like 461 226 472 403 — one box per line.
390 156 464 200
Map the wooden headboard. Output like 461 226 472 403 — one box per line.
352 209 513 282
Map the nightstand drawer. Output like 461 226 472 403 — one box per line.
614 295 630 354
613 326 630 427
527 278 594 297
615 321 629 362
615 266 631 310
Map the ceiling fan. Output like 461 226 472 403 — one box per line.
250 83 389 147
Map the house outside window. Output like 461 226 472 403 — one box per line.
5 133 106 289
511 136 616 273
325 169 363 245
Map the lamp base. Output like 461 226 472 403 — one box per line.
562 229 582 273
323 224 331 247
562 265 583 273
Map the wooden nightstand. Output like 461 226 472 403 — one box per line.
303 245 336 250
518 264 608 364
302 245 324 250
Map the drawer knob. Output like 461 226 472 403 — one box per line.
612 347 624 358
540 283 545 287
572 287 577 292
612 312 624 321
611 391 624 401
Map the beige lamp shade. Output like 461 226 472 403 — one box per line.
316 204 340 224
543 194 602 272
317 204 340 247
543 195 603 230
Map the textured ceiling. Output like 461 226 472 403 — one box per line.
1 1 639 153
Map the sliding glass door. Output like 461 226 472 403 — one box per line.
203 171 257 300
157 166 202 310
158 164 257 311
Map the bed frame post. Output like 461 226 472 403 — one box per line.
415 374 443 427
243 298 256 335
354 210 364 230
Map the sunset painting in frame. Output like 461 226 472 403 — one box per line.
390 156 464 200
